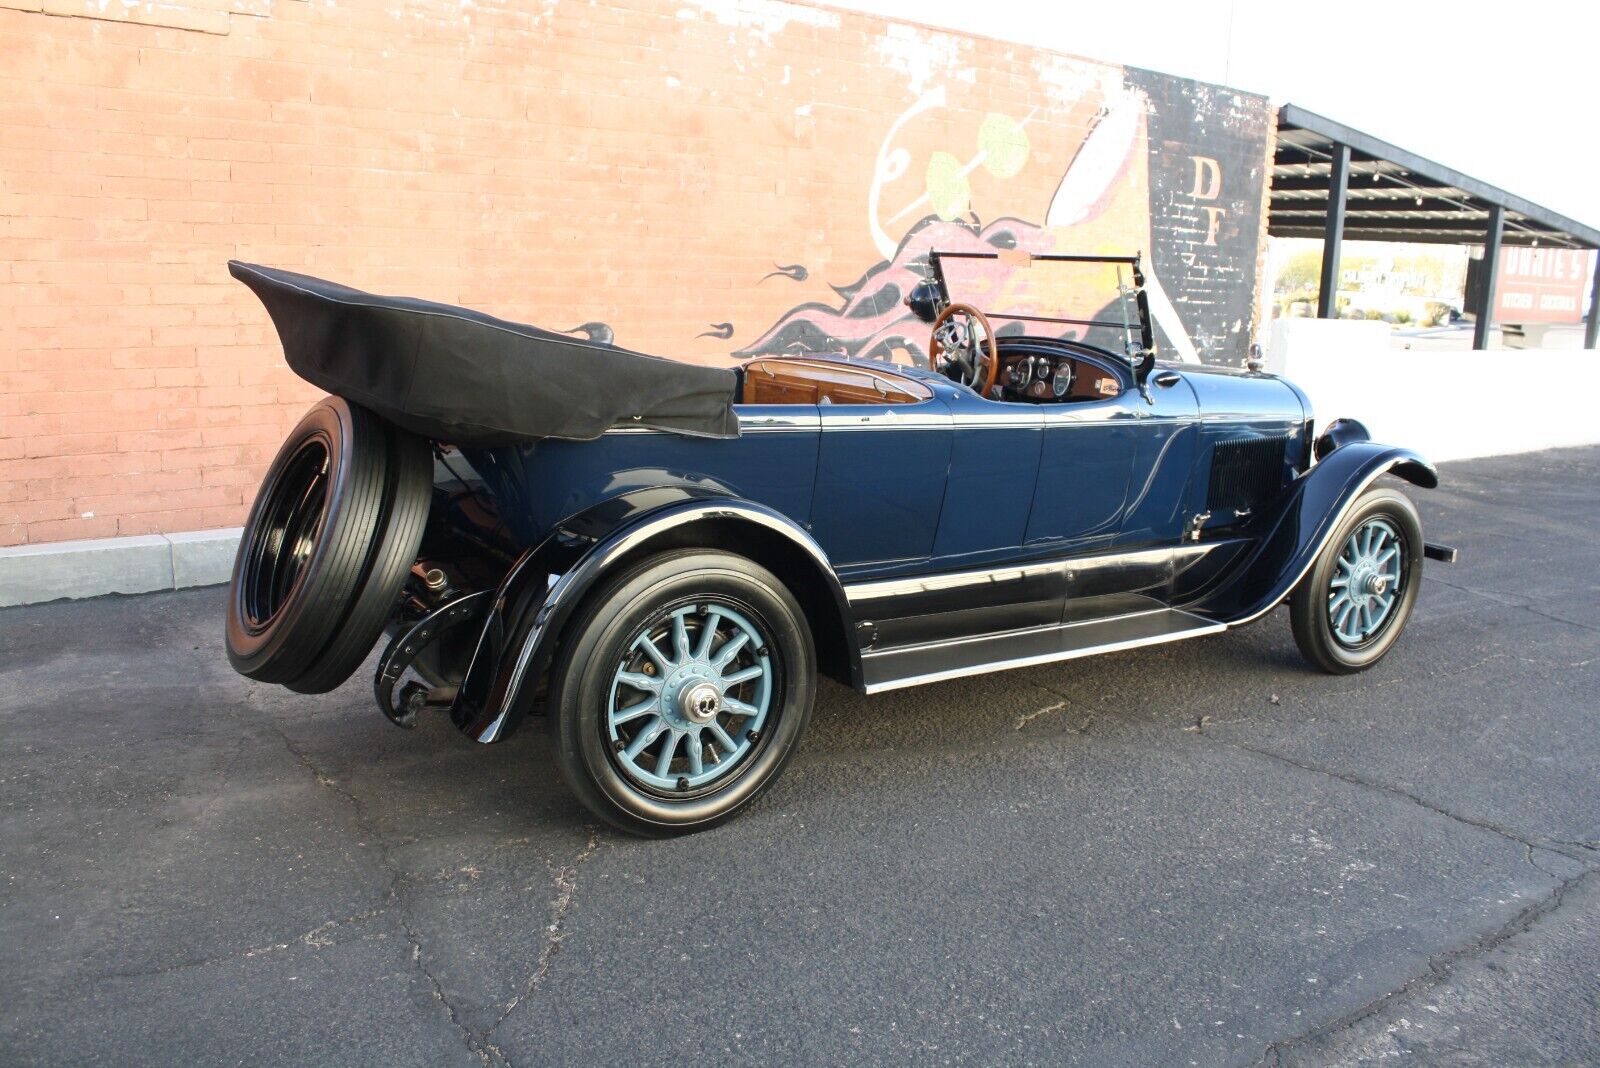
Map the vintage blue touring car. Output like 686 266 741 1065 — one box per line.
225 253 1454 836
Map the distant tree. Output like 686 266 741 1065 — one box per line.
1275 250 1322 293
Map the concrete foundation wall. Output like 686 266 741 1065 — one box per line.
0 526 239 607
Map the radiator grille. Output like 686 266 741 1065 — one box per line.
1207 434 1289 515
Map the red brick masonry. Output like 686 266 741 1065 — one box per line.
0 0 1270 546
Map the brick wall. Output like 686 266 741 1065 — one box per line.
0 0 1272 546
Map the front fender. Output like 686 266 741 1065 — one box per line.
449 491 852 743
1195 436 1437 624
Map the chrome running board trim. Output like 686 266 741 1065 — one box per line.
860 607 1225 693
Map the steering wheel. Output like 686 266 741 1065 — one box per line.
929 302 999 397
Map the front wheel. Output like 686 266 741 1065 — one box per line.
1290 486 1424 674
547 550 816 837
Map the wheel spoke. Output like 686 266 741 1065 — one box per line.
723 696 759 717
685 733 704 776
671 613 692 664
1329 591 1350 613
694 610 724 660
623 718 666 761
637 635 673 672
1368 596 1395 632
616 670 662 693
721 664 763 686
654 729 681 778
610 697 658 726
1329 574 1350 589
1376 546 1399 568
705 721 738 755
712 631 750 670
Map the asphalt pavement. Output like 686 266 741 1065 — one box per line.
2 445 1598 1067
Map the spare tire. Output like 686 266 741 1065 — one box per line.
226 396 432 693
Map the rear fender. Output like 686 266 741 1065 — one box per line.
449 490 855 743
1194 432 1437 623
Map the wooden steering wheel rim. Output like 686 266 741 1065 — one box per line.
929 302 999 397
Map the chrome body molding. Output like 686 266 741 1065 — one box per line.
737 410 823 432
860 608 1226 693
842 542 1220 605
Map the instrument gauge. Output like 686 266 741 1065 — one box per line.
1051 361 1074 399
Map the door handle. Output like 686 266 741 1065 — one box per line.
1153 371 1182 388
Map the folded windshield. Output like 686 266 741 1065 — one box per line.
929 251 1155 361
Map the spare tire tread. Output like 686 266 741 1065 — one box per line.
286 422 432 694
226 397 415 688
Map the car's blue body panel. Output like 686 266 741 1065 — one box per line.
425 351 1432 741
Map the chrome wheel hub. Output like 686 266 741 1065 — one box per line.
678 680 723 725
1327 517 1405 647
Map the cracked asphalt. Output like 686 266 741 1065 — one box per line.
3 445 1598 1067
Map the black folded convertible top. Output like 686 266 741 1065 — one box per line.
229 261 740 445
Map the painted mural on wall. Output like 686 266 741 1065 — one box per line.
674 39 1273 368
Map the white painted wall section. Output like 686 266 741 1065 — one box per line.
1267 319 1600 463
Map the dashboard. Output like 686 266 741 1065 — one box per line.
998 350 1125 404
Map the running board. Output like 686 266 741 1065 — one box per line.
859 608 1226 694
1424 542 1459 564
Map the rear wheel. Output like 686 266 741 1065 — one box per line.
225 396 431 693
1289 486 1423 674
547 550 815 837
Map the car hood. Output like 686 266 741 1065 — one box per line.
1167 361 1309 424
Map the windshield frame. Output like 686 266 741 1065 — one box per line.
926 251 1157 367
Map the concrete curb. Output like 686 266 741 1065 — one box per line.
0 528 242 608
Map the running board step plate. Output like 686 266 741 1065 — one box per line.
1423 542 1459 563
860 608 1225 693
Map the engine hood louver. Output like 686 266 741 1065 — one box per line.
1207 434 1290 516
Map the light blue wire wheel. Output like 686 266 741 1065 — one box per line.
1327 516 1406 648
605 600 776 794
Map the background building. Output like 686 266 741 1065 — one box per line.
0 0 1277 548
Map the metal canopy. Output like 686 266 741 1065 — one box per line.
1270 104 1599 348
1270 105 1600 249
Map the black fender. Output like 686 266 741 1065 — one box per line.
449 488 856 743
1193 433 1437 624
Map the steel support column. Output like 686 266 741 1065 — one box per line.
1586 250 1599 349
1316 143 1350 319
1472 204 1504 350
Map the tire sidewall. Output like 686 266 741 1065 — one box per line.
1297 487 1424 672
551 552 815 836
226 397 371 678
225 395 428 693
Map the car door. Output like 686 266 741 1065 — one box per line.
1023 379 1140 553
